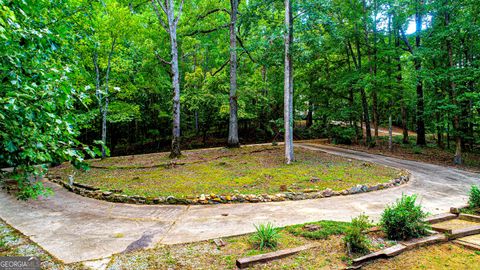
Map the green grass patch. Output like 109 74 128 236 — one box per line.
285 220 350 240
50 146 400 198
0 239 6 250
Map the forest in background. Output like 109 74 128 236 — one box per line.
1 0 479 196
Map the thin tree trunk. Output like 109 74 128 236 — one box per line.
415 0 426 146
436 112 444 149
101 98 108 158
372 93 379 137
102 38 116 159
227 0 240 147
444 2 462 164
93 51 105 158
355 23 372 146
394 16 409 144
284 0 294 164
372 0 379 138
389 115 393 152
345 43 359 144
195 110 199 135
306 99 313 128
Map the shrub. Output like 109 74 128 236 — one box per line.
251 223 281 250
381 194 430 240
329 126 357 145
468 185 480 209
344 214 371 254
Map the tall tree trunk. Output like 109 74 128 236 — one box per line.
101 98 108 158
152 0 184 158
345 44 359 144
93 51 106 158
284 0 294 164
394 16 409 144
355 23 372 146
436 112 444 149
372 93 379 137
415 0 426 146
227 0 240 147
102 38 115 159
388 115 393 151
445 2 462 164
372 0 379 138
349 88 359 144
94 38 116 159
170 17 181 158
306 99 313 128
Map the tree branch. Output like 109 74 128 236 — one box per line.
185 23 229 36
236 35 255 63
151 0 168 31
210 58 230 77
156 0 167 14
399 28 414 54
209 51 248 77
155 52 172 66
198 8 230 20
175 0 184 26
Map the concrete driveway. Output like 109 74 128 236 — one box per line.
0 143 478 264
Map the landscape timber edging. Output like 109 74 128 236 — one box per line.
350 234 448 268
235 243 320 269
350 211 480 269
47 172 410 205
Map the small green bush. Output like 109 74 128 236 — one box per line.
468 185 480 209
344 214 371 254
381 194 430 240
329 126 356 145
251 223 281 250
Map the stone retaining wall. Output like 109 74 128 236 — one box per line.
48 172 410 205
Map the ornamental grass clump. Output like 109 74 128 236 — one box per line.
381 194 430 240
344 214 372 254
251 223 281 250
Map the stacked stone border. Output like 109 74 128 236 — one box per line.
47 171 410 205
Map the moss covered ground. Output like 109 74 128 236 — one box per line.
49 145 400 198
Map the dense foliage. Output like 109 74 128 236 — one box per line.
1 0 480 196
0 0 99 198
380 194 430 240
468 185 480 209
17 0 476 158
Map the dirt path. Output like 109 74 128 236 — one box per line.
0 142 478 264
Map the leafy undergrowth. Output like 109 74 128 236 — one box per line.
364 243 480 270
461 207 480 215
0 219 86 270
49 145 400 198
328 135 480 172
